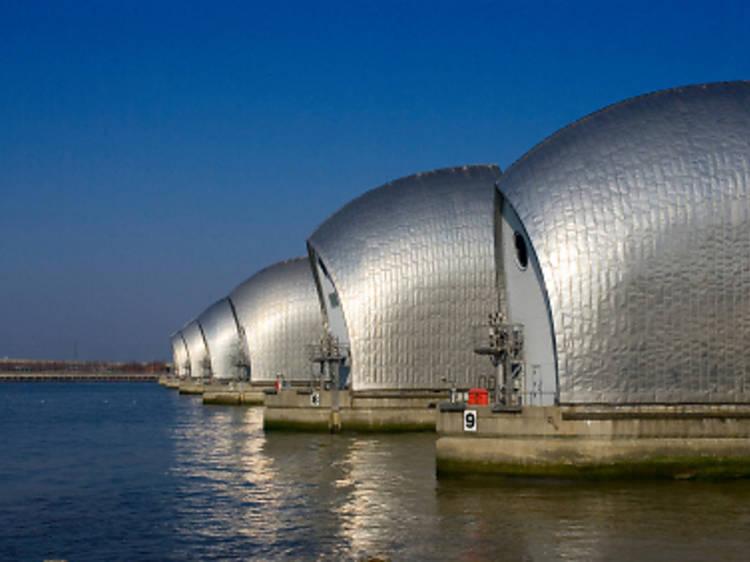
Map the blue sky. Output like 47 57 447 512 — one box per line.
2 0 749 361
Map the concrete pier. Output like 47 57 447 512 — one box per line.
436 404 750 479
178 380 205 395
165 377 181 389
202 382 265 405
158 375 181 389
263 388 447 432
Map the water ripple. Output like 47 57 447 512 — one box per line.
3 384 750 560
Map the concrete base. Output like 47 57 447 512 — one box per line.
240 390 265 405
165 378 181 390
178 380 204 395
263 389 446 432
158 376 181 389
436 404 750 479
203 390 241 405
202 382 266 405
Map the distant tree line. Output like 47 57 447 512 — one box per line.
0 359 171 374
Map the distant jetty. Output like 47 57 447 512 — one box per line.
0 359 170 382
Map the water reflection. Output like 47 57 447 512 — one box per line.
334 436 438 558
170 401 284 558
168 398 750 560
169 401 440 559
6 385 750 559
435 477 750 561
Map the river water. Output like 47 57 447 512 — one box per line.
2 383 750 560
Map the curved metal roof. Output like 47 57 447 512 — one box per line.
496 81 750 403
197 298 245 381
229 256 324 383
308 164 502 391
169 331 190 377
181 319 210 380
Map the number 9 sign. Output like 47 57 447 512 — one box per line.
463 409 477 432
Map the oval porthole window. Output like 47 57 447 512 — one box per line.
514 232 528 270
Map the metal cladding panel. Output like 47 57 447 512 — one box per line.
170 332 189 376
197 298 243 381
308 165 502 391
496 82 750 404
182 320 209 380
229 257 325 383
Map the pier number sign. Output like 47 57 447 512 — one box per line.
463 409 477 432
310 392 320 407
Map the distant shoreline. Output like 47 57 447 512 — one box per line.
0 358 170 382
0 372 159 382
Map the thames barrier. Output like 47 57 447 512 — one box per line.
164 81 750 478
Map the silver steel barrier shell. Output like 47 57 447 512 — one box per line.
229 256 325 383
170 331 190 378
197 298 246 381
496 81 750 404
307 165 502 391
181 319 210 380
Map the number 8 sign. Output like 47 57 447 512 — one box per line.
463 409 477 432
